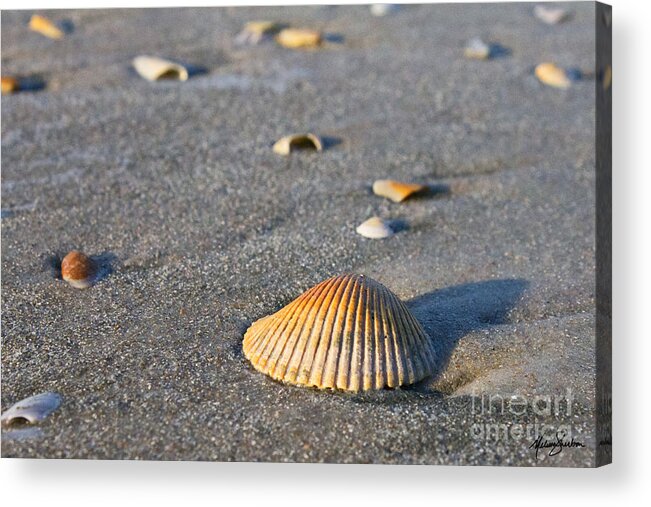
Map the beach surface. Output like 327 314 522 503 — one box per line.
2 3 598 465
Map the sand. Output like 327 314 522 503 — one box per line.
2 3 600 465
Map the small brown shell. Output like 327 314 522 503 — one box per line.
29 14 64 40
275 28 322 49
272 133 323 155
61 250 96 289
1 76 19 95
535 62 571 89
243 274 437 391
372 179 427 203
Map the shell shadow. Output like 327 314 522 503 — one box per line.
18 76 47 92
320 136 343 150
405 278 529 387
488 43 511 59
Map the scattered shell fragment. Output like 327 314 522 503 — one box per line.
464 37 491 60
534 5 570 25
1 392 62 426
132 56 189 82
370 4 401 17
602 65 612 91
28 14 64 40
272 133 323 155
243 273 437 391
373 179 427 203
276 28 322 49
61 250 96 288
236 21 285 45
356 216 393 239
1 76 19 95
535 62 572 89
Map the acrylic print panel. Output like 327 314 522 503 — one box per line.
1 2 611 466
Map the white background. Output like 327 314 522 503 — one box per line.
1 0 649 505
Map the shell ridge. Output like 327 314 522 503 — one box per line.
362 282 374 391
348 277 367 391
389 293 415 383
335 276 361 389
284 276 340 383
252 283 323 371
272 278 335 379
381 286 405 386
371 285 385 389
302 276 347 387
403 305 435 373
320 275 357 388
394 296 423 381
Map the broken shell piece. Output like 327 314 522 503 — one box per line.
535 62 572 89
236 21 285 45
276 28 322 49
1 392 62 426
61 250 96 288
132 56 189 82
28 14 64 40
370 4 401 17
272 133 323 155
373 179 427 203
1 76 19 95
243 273 437 391
464 37 491 60
534 5 570 25
356 216 393 239
602 65 612 91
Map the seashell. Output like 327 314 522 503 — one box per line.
534 5 570 25
372 179 427 203
602 65 611 91
272 133 323 155
132 56 189 82
235 21 285 45
275 28 322 49
464 37 491 60
1 392 62 426
28 14 64 40
535 62 571 89
243 273 437 391
356 217 393 239
1 76 19 95
61 250 96 288
370 4 401 17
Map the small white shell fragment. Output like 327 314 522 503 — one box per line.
132 56 189 82
464 37 491 60
235 21 285 45
370 4 400 17
1 392 62 426
356 216 393 239
534 5 570 25
272 133 323 155
275 28 322 49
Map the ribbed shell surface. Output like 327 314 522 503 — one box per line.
243 274 437 391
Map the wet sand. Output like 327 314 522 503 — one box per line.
2 4 599 465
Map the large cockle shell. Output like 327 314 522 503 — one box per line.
535 62 571 89
276 28 322 49
29 14 64 40
272 133 323 155
1 76 19 95
373 179 427 202
356 216 393 239
1 392 62 426
61 250 96 288
243 274 437 391
132 56 189 82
